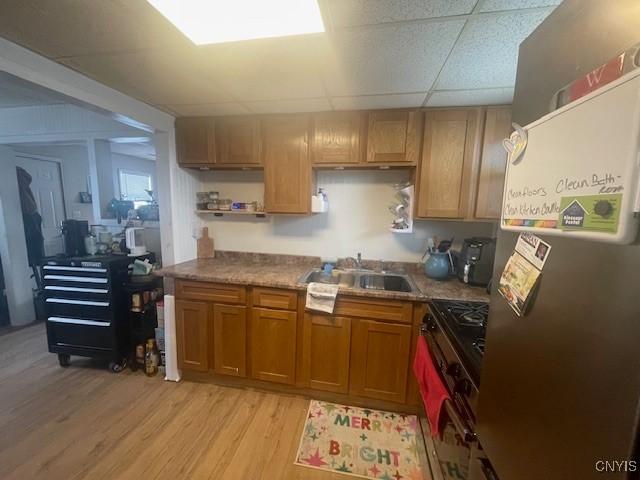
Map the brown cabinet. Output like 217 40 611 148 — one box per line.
175 299 209 372
311 112 362 165
366 110 420 165
416 108 483 218
250 307 297 384
212 304 247 377
350 319 411 403
262 115 311 213
302 313 351 394
215 117 261 166
475 106 512 219
175 117 215 167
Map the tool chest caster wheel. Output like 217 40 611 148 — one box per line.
109 358 127 373
58 354 71 367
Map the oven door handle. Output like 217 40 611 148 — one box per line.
444 399 477 443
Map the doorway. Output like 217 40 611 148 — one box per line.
15 156 66 256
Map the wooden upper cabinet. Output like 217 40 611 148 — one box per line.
475 106 512 219
311 112 361 165
175 117 215 166
302 314 351 394
262 115 311 213
212 304 247 377
215 117 261 166
416 108 483 218
366 110 420 165
349 319 411 403
175 299 209 372
250 307 297 385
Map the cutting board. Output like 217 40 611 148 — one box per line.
197 227 215 259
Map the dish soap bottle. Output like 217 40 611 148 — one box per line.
144 339 159 377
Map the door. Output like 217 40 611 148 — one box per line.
250 307 297 384
212 304 247 377
474 106 512 219
350 319 411 403
262 115 311 213
416 109 482 218
302 313 351 394
175 299 209 372
311 111 361 165
365 110 420 164
175 117 215 166
16 156 66 255
215 117 261 166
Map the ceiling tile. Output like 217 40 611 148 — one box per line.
196 37 327 102
164 103 251 116
0 1 190 58
426 88 514 107
479 0 561 13
244 98 332 114
435 9 554 90
326 0 476 28
321 20 465 96
332 93 426 110
58 49 233 106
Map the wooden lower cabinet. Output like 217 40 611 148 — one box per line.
349 319 412 403
302 313 351 394
212 304 247 377
175 299 209 372
250 307 297 385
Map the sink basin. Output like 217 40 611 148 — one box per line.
300 269 418 294
302 270 356 288
359 274 413 293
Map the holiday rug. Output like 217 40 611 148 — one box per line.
295 400 426 480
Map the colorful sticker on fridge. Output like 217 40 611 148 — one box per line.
558 194 622 233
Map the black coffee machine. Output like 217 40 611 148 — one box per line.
457 237 496 286
61 220 88 257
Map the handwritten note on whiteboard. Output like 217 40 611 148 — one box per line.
501 69 640 244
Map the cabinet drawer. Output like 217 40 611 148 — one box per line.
252 287 298 310
333 296 413 324
176 280 246 304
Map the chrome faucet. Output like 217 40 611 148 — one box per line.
345 252 363 269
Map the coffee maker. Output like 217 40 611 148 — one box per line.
457 237 496 286
61 220 88 257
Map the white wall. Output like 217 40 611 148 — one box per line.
0 145 36 326
12 144 94 224
199 169 495 262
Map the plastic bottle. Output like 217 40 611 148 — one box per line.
144 339 158 376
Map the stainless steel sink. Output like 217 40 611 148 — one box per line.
300 269 419 294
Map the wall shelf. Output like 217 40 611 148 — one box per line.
195 210 267 218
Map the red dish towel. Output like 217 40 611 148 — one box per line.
413 336 450 437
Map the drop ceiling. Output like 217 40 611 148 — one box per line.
0 0 560 117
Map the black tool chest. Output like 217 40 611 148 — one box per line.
43 255 135 372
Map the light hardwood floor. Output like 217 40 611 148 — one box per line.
0 323 429 480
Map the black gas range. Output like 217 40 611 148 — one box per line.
429 300 488 387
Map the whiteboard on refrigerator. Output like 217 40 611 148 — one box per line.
501 68 640 244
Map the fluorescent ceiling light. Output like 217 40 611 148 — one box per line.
146 0 325 45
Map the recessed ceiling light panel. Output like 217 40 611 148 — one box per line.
147 0 325 45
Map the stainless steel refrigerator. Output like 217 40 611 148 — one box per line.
476 1 640 479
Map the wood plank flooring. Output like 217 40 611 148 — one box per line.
0 323 430 480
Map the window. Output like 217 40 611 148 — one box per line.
118 169 152 208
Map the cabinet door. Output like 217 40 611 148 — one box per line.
366 110 419 164
212 304 247 377
215 117 261 166
175 117 215 166
175 299 209 372
262 115 311 213
475 106 512 219
250 307 297 384
311 112 361 165
350 319 411 403
302 314 351 394
416 109 482 218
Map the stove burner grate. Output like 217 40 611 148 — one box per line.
444 301 489 327
473 338 485 355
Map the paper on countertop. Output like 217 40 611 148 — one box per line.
306 282 339 314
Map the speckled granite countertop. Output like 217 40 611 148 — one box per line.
156 251 490 303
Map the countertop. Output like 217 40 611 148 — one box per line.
156 253 490 303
